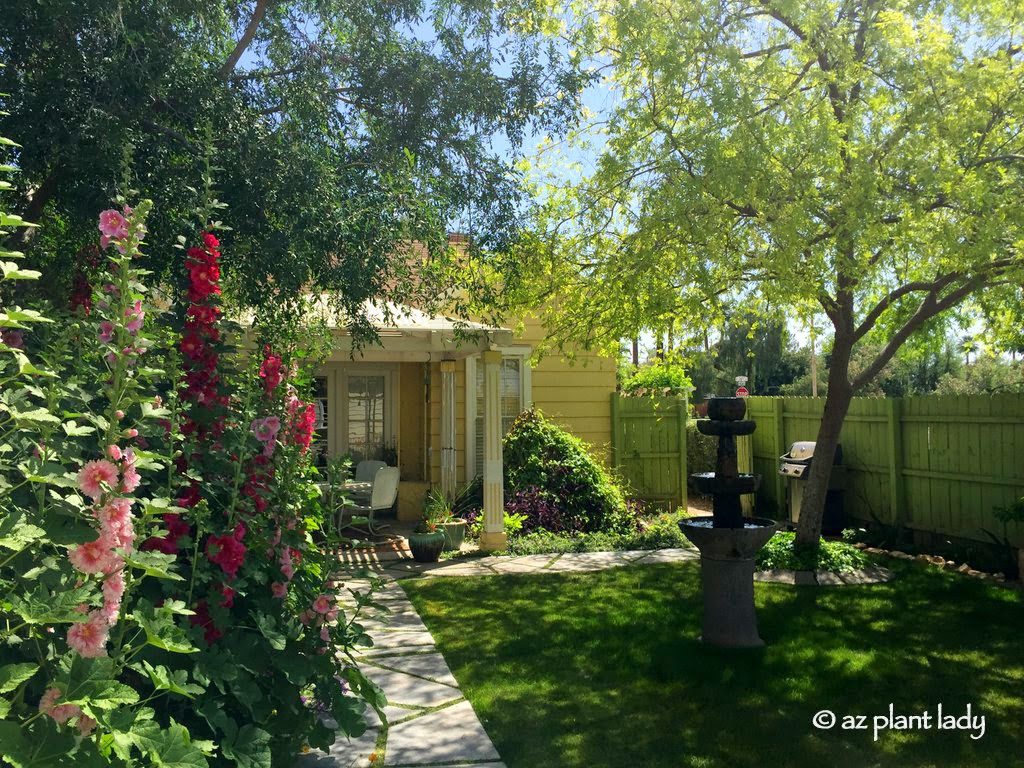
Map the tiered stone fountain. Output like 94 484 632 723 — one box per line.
679 397 777 648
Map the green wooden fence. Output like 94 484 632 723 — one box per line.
610 393 688 510
744 395 1024 547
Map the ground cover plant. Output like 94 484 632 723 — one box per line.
503 512 690 556
404 562 1024 768
756 532 870 573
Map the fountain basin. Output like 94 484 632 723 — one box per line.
696 419 756 437
705 397 747 421
679 516 777 558
689 472 761 497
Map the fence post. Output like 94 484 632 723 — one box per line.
676 394 688 511
610 393 622 470
886 397 905 526
772 398 786 508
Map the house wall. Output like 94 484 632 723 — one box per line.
425 313 617 486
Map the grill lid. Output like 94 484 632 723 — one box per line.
788 441 816 461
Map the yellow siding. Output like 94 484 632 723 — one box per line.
425 312 617 480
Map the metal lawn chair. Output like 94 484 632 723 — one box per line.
340 466 399 536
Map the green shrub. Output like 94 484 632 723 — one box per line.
503 409 634 534
621 363 692 394
756 532 870 572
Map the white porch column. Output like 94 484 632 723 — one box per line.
479 349 506 551
439 359 457 498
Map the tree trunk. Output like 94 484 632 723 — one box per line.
632 338 639 365
794 338 853 547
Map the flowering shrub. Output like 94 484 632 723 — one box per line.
0 189 384 763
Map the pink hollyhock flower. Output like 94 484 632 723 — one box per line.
98 321 115 343
77 459 119 501
38 687 61 715
102 570 125 604
69 535 121 575
106 444 122 461
98 209 128 238
77 714 97 736
298 610 314 625
251 416 281 443
67 612 109 657
99 234 112 250
100 570 125 626
97 497 134 549
312 594 333 614
325 608 339 623
320 625 330 642
219 585 236 609
279 547 294 580
125 300 144 333
271 582 288 599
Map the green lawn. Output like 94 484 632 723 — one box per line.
402 562 1024 768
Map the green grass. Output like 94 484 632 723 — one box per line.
403 562 1024 768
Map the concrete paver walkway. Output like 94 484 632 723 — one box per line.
298 548 698 767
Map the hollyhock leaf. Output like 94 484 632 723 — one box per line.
60 420 95 437
0 696 10 718
8 406 60 424
0 510 45 552
0 662 38 693
60 656 138 710
220 725 272 768
22 461 78 488
132 602 198 654
132 661 204 698
125 550 184 581
9 583 94 624
138 719 209 768
0 718 76 767
253 612 287 650
343 667 387 713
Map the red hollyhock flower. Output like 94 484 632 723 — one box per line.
206 532 246 580
189 600 222 644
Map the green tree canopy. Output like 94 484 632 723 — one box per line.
518 0 1024 543
1 0 585 332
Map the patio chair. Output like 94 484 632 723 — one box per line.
350 459 387 503
340 466 400 536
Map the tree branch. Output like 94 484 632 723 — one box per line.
852 277 987 390
219 0 272 79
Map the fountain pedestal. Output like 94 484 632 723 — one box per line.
679 397 777 648
680 519 776 647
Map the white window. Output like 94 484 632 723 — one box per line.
466 349 532 478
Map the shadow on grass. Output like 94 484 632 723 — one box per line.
403 562 1024 768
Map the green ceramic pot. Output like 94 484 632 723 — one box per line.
408 530 446 563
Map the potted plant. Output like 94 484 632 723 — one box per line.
408 495 449 562
424 487 469 551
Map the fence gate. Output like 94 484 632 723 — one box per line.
610 393 688 511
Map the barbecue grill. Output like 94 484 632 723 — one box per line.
778 441 846 533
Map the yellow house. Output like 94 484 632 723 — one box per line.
310 300 617 551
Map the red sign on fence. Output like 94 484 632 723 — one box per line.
735 386 749 397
